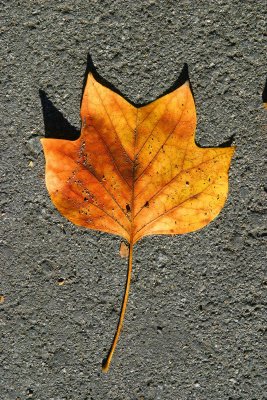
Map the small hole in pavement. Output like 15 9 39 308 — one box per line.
26 388 34 397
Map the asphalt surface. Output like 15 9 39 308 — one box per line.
1 1 266 399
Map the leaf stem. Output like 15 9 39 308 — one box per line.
102 239 133 372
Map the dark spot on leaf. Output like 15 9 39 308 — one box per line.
144 201 149 208
186 181 189 186
126 204 131 212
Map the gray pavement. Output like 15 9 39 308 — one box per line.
1 1 266 399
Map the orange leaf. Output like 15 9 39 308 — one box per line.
41 72 235 371
119 241 129 258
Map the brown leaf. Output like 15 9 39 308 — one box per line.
119 241 129 258
41 72 235 371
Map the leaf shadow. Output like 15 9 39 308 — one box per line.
82 53 190 108
39 89 80 140
195 134 236 148
262 76 267 104
39 52 234 147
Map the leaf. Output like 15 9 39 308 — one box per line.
119 241 129 258
41 73 235 372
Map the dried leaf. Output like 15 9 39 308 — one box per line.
119 241 129 258
41 72 235 371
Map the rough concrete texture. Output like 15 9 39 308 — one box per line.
1 1 266 399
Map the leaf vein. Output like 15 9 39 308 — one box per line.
134 179 218 235
92 81 134 163
135 89 189 182
134 152 226 216
90 125 131 190
135 94 175 157
61 184 129 235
